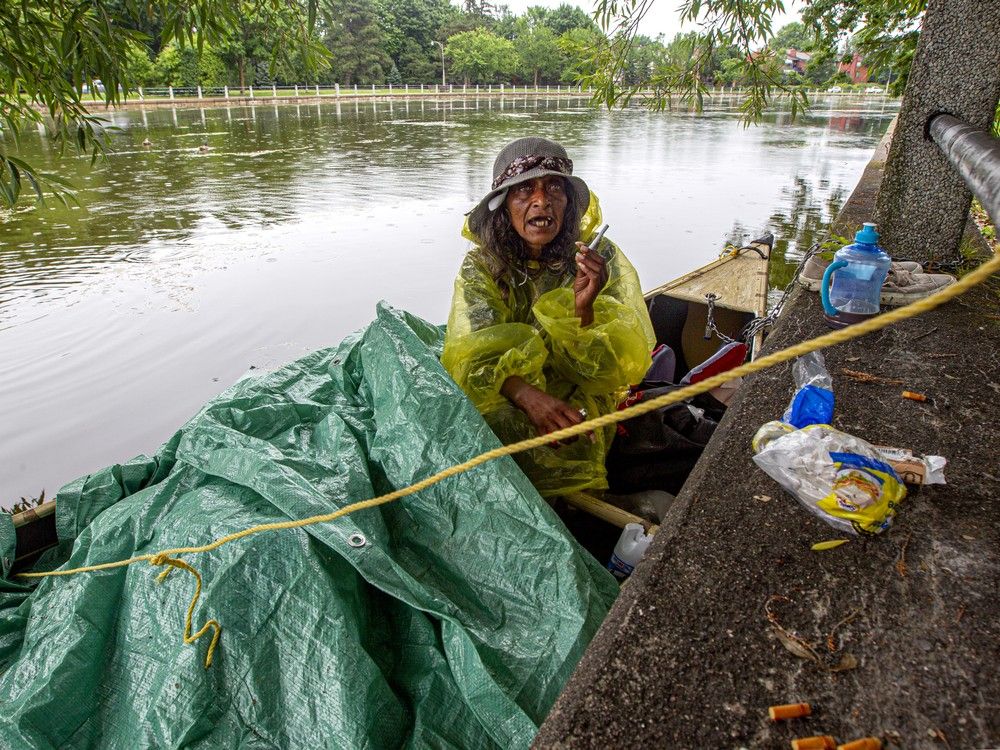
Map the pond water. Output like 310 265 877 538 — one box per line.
0 94 897 506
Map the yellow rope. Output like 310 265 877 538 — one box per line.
151 554 222 669
17 250 1000 668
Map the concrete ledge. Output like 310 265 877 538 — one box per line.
535 127 1000 747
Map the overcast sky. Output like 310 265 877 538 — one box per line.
499 0 802 41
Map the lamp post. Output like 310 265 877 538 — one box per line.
431 41 446 87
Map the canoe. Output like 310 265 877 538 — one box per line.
7 234 772 569
644 232 773 372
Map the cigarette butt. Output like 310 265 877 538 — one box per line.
837 739 882 750
791 736 835 750
769 702 812 721
901 390 927 402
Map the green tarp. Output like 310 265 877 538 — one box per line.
0 304 616 748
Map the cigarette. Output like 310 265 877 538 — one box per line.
901 390 927 402
837 739 882 750
791 737 835 750
769 702 812 721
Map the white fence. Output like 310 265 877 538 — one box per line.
133 83 602 100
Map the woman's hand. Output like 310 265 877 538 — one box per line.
501 377 583 443
573 243 608 326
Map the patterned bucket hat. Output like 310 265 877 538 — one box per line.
467 137 590 236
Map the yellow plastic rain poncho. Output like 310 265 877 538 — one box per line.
442 193 656 497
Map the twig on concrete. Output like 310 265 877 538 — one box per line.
840 368 905 386
911 326 939 342
895 532 913 578
825 608 860 652
765 596 858 672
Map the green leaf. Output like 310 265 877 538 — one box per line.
811 539 850 551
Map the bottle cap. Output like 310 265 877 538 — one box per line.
854 222 880 245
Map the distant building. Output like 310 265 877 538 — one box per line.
838 53 870 83
784 48 812 74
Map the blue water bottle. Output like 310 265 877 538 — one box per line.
820 223 892 328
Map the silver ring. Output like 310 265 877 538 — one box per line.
579 408 588 419
348 533 367 548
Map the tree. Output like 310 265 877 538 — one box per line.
395 38 438 83
543 4 599 35
510 5 597 85
768 22 815 53
387 61 402 85
377 0 454 64
152 41 227 87
444 28 517 84
0 0 329 207
323 0 392 85
717 56 747 86
214 2 315 91
802 0 924 95
803 45 839 84
463 0 501 21
515 22 563 86
588 0 927 120
438 11 489 42
492 7 520 40
623 35 668 86
558 27 607 83
125 43 158 88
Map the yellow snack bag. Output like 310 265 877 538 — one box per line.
752 422 907 535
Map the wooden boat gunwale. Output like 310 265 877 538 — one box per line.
644 245 769 314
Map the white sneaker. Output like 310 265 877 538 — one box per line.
880 268 957 306
797 255 923 292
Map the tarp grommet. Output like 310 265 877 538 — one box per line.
348 533 367 548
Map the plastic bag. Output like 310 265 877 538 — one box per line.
752 421 906 535
782 352 834 428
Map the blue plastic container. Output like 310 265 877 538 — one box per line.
820 223 892 328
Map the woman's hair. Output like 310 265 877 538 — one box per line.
478 178 581 294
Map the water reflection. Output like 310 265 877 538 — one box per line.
0 95 896 504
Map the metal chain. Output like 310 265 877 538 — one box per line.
703 293 737 344
738 242 823 343
701 240 820 346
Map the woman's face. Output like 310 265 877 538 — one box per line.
504 176 568 256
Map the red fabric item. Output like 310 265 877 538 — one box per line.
682 342 748 385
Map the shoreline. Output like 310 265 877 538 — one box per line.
65 87 894 113
78 90 595 112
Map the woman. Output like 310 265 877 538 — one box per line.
442 137 656 497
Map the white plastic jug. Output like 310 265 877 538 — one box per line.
607 523 653 581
